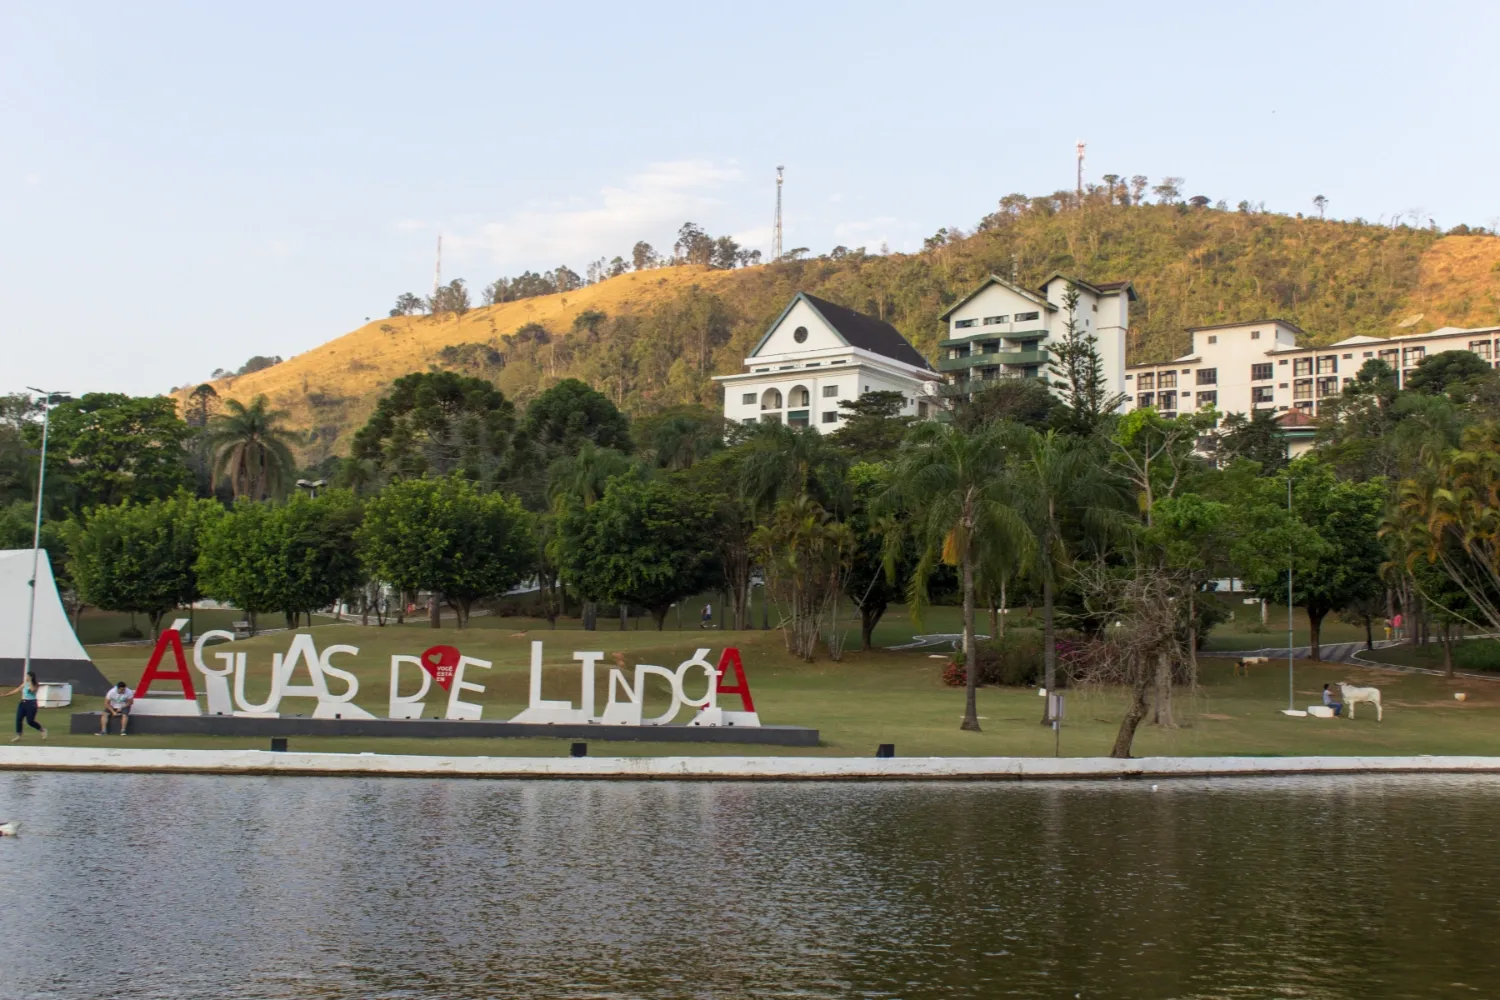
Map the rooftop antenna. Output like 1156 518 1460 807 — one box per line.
433 234 443 299
773 166 784 262
1075 140 1086 201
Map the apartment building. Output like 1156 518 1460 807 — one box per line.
1124 320 1500 453
714 291 942 430
936 273 1134 402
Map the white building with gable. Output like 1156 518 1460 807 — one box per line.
714 292 942 430
936 273 1135 402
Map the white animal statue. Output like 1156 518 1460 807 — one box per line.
1339 682 1383 722
0 821 17 837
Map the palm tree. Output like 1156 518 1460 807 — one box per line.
546 442 634 630
739 423 848 514
1011 430 1127 709
203 396 300 500
883 421 1033 731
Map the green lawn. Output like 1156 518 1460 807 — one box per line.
15 614 1497 759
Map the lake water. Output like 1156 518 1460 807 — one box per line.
0 771 1494 999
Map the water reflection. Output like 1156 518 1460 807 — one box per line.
0 773 1494 998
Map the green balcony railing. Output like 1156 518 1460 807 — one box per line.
937 349 1048 373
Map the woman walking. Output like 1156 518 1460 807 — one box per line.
5 672 47 743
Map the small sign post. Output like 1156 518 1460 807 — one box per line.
1047 692 1065 757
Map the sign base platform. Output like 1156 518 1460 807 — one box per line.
70 712 819 746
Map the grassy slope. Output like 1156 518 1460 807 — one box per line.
23 614 1500 759
174 209 1500 464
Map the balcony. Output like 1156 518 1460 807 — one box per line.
937 348 1048 373
939 327 1048 348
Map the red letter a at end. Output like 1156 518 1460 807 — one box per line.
714 647 755 713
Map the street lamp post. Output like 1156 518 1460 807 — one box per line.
296 478 328 498
1287 475 1295 713
22 388 64 684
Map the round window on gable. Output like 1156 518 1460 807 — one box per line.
793 326 808 343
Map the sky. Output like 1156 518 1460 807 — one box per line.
3 0 1498 397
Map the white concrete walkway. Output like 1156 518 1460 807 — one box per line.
3 746 1500 781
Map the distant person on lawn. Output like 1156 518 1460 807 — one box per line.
701 603 713 629
100 682 135 735
5 672 47 743
1322 683 1344 717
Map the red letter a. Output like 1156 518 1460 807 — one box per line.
714 647 755 713
135 628 198 700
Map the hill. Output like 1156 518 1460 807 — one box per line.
174 202 1500 463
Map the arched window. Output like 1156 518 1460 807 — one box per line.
761 388 783 410
789 385 811 407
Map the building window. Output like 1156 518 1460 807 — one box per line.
1137 373 1155 390
983 315 1008 325
1404 346 1425 366
754 367 769 373
1251 330 1261 340
821 411 838 424
1342 354 1353 360
1158 372 1177 388
1294 400 1314 412
741 417 757 425
1294 358 1313 376
761 388 783 410
918 401 929 418
1317 376 1339 398
787 409 810 428
823 385 840 398
831 359 847 365
1137 392 1155 408
1015 311 1040 322
1378 349 1399 367
1471 340 1493 360
1197 391 1217 408
1251 363 1273 381
1197 368 1218 385
1252 386 1275 404
1293 379 1313 401
1317 355 1338 374
1278 359 1289 366
954 318 977 329
793 326 808 343
1364 351 1374 358
1207 335 1218 344
1279 382 1289 388
1159 391 1177 411
741 392 756 405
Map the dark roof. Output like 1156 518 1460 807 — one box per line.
801 293 933 371
1037 272 1139 301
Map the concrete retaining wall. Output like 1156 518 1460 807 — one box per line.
6 747 1500 781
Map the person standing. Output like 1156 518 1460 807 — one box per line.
5 672 47 743
700 603 713 629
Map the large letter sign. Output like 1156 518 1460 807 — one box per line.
134 633 764 728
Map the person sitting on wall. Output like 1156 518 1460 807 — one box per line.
1322 683 1344 718
99 682 134 735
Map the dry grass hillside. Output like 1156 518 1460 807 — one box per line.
175 266 739 461
174 207 1500 466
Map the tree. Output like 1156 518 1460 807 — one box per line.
829 390 915 461
1128 175 1148 204
1232 459 1386 659
545 442 634 630
954 379 1056 432
710 235 741 270
883 422 1032 730
427 279 471 316
1047 284 1126 436
390 292 425 316
41 393 193 511
197 491 365 630
1313 195 1328 218
1151 177 1184 204
1012 430 1126 702
522 378 632 456
1214 408 1289 472
845 463 913 650
739 423 848 514
1404 349 1496 398
358 477 535 628
67 491 221 638
571 309 608 340
634 405 725 470
674 223 713 266
1187 195 1211 209
752 494 855 659
184 384 219 429
351 372 515 483
631 241 655 270
679 449 757 631
202 395 300 501
558 471 720 630
1109 407 1213 525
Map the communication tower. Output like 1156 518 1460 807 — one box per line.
1075 141 1086 200
773 166 784 261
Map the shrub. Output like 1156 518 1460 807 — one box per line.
1453 640 1500 672
940 631 1046 687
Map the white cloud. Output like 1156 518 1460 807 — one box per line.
22 173 41 186
442 160 745 271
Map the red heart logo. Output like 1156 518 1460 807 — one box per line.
420 645 462 691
